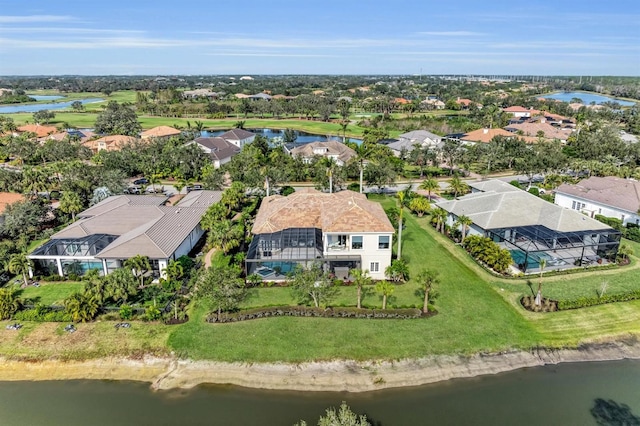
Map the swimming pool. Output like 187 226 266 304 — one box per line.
510 250 552 270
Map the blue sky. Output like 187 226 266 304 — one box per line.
0 0 638 75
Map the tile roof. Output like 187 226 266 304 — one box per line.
504 121 573 141
252 189 394 234
0 192 25 215
437 179 611 233
82 135 138 152
50 191 222 259
17 124 58 138
556 176 640 213
460 128 537 144
140 126 181 139
290 141 356 165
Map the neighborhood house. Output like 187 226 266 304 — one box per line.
437 180 621 273
28 190 222 279
246 189 394 281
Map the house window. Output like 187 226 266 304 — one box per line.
351 236 363 250
378 236 390 249
571 201 577 210
370 262 379 273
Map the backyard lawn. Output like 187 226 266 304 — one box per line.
20 282 84 306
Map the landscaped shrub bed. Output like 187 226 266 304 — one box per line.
522 289 640 312
520 296 558 312
206 306 423 323
557 289 640 310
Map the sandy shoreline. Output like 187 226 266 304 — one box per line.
1 339 640 392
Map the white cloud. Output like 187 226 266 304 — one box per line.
417 31 485 37
0 15 74 23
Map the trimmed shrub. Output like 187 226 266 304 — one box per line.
205 306 423 323
558 290 640 310
14 308 72 322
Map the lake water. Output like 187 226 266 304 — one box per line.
0 98 104 113
541 91 636 106
0 360 638 425
201 128 362 145
27 95 65 101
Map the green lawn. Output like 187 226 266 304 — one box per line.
20 282 84 305
167 198 540 362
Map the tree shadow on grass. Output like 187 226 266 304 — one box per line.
591 398 640 426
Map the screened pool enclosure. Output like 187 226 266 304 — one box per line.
487 224 621 273
245 227 361 280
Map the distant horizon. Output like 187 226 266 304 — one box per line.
1 74 638 78
1 0 638 76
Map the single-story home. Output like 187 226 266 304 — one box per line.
16 124 58 139
28 190 222 278
437 179 620 273
555 176 640 226
246 189 394 281
455 128 538 145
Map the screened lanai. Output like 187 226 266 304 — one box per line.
488 225 621 273
245 227 360 280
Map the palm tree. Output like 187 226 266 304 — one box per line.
447 175 469 198
417 269 439 313
124 255 151 288
59 191 83 221
320 157 338 193
455 215 473 243
431 207 448 234
419 178 440 200
396 190 406 260
350 268 372 309
65 292 100 323
0 287 22 320
8 253 32 287
535 258 547 306
375 281 395 310
616 244 633 263
352 143 371 194
164 259 184 282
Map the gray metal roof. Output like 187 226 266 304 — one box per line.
437 180 611 233
48 191 223 260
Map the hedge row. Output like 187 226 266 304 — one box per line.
206 306 423 323
14 309 72 322
558 289 640 310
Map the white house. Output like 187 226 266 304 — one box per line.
28 191 223 279
246 189 394 280
555 176 640 226
219 129 256 149
386 130 443 157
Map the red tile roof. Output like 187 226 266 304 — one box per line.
0 192 24 215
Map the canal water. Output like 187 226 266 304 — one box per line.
0 360 638 425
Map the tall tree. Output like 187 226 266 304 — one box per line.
195 265 246 320
419 177 440 200
289 263 337 308
396 190 406 260
454 215 473 243
94 101 141 136
535 258 547 306
8 252 32 287
59 191 83 220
